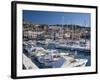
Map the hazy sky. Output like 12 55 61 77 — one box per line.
23 10 91 27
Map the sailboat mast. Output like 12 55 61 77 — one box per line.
84 20 86 43
62 16 64 28
61 16 64 39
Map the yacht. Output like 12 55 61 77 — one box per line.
31 47 88 68
62 55 88 67
56 40 90 51
23 40 36 55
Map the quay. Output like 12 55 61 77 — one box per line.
23 53 38 69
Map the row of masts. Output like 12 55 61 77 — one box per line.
59 16 87 42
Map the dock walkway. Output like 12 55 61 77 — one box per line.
23 53 38 69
